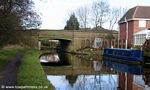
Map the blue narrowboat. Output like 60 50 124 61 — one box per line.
103 48 144 63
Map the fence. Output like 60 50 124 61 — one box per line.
102 39 126 48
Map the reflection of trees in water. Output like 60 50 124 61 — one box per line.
74 75 87 90
92 75 117 90
66 75 78 87
65 75 118 90
93 61 103 71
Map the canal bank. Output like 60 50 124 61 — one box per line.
0 48 54 89
17 49 54 90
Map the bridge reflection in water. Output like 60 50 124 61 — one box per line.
40 52 150 90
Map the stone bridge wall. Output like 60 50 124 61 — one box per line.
0 29 118 51
39 30 118 52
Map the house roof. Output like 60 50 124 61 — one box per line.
118 6 150 23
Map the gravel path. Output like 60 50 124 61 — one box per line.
0 51 24 89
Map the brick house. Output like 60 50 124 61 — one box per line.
118 6 150 47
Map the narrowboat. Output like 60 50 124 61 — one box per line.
103 48 144 64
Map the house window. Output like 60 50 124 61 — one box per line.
134 34 146 45
139 20 146 28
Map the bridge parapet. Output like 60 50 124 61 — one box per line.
39 30 117 38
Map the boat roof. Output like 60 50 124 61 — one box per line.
105 48 142 51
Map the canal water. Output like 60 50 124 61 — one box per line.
40 51 150 90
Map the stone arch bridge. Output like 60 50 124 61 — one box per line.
0 29 117 52
38 30 118 52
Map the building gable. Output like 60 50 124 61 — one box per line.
119 6 150 24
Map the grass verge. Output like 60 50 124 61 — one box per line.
0 49 19 70
17 49 54 90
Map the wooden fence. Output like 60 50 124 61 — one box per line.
102 39 126 48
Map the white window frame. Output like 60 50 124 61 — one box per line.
139 20 146 28
134 34 146 45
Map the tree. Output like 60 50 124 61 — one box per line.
0 0 41 30
105 34 115 47
0 10 21 30
108 8 120 30
64 13 79 30
108 7 127 30
75 6 90 30
91 0 110 30
105 34 115 41
0 0 41 46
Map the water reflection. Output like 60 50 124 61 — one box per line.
47 75 118 90
93 61 102 71
103 60 143 75
40 52 150 90
40 53 60 63
103 59 150 90
40 52 70 66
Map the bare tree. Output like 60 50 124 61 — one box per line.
91 0 110 30
108 8 120 30
108 7 127 30
75 6 90 30
118 7 128 19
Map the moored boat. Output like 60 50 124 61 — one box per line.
103 48 144 64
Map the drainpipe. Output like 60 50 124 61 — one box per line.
125 17 128 49
118 24 120 48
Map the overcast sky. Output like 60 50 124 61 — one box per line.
33 0 150 29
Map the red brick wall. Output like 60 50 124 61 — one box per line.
128 21 134 45
119 21 136 46
119 23 126 41
119 20 141 47
133 20 139 33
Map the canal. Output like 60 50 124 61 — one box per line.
40 50 150 90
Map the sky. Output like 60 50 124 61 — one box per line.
33 0 150 30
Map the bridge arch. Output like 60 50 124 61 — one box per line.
38 38 71 52
55 39 71 52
